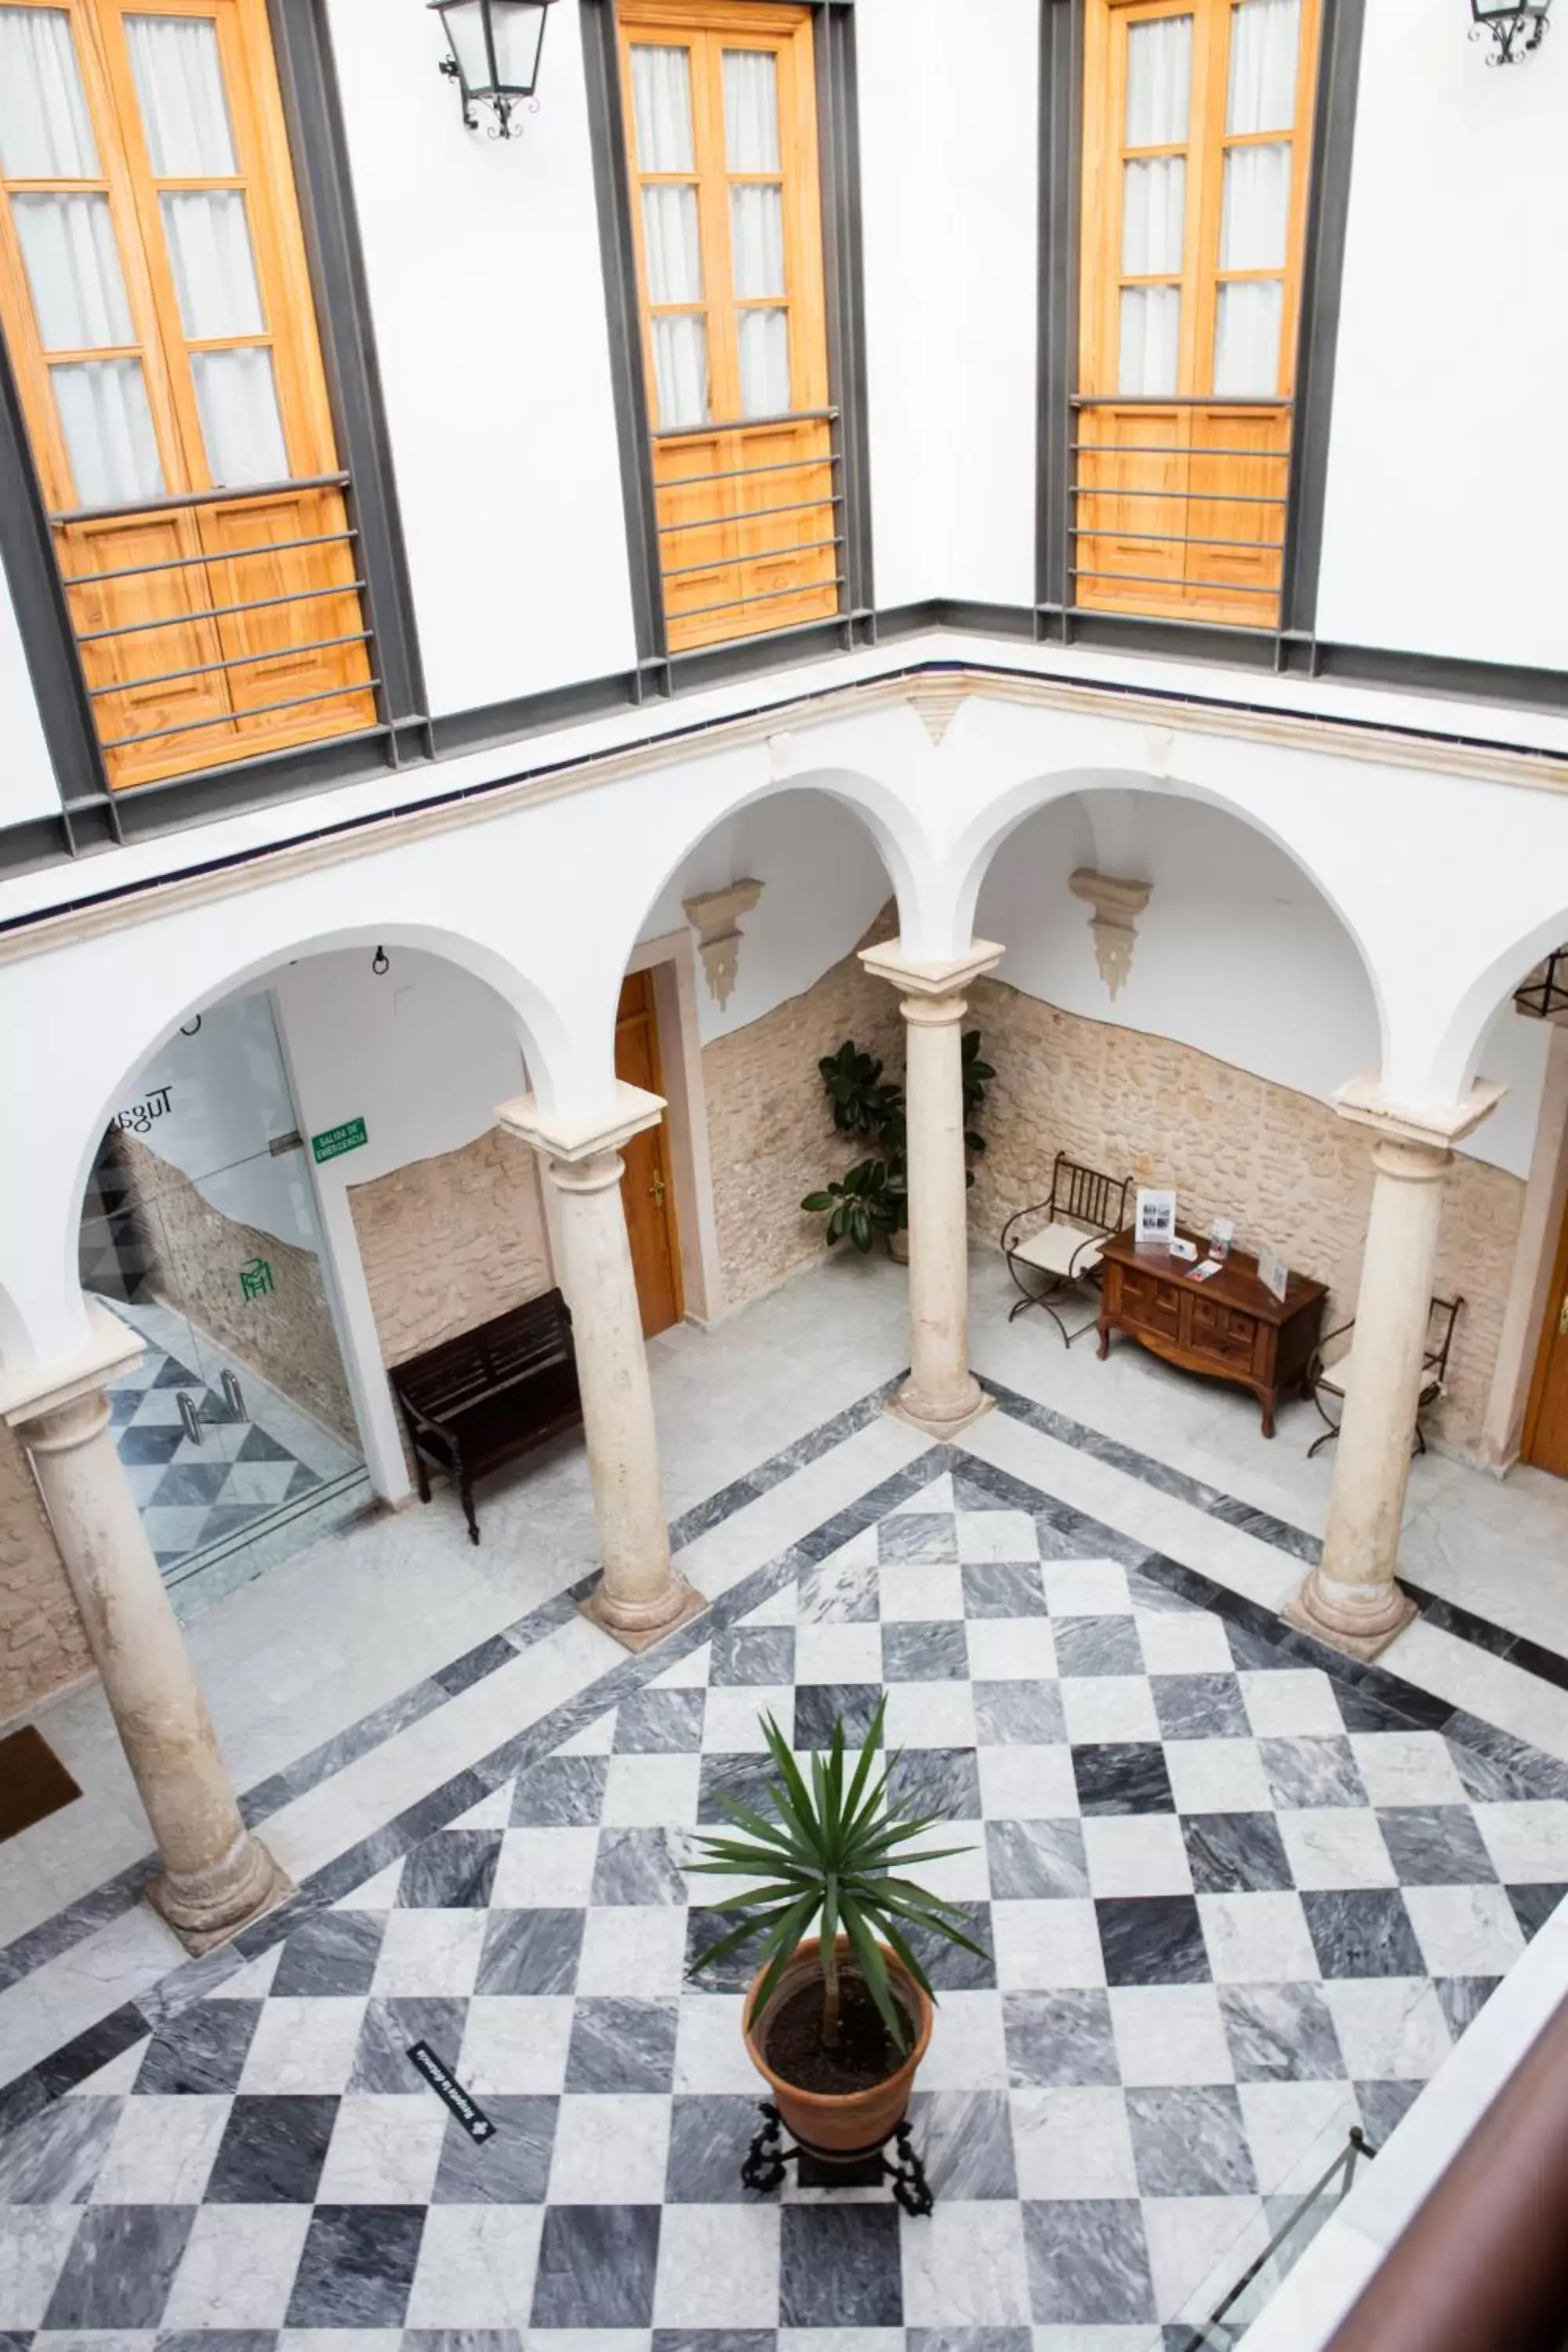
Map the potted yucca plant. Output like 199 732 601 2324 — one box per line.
688 1698 986 2154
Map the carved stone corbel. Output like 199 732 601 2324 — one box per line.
683 880 764 1010
1068 868 1152 1002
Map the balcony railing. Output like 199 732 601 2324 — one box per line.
652 407 844 655
1069 395 1293 633
52 472 380 792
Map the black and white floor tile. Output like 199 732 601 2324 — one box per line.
95 1298 359 1578
3 1453 1567 2347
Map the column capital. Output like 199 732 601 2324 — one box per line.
0 1298 143 1432
858 939 1004 998
1332 1073 1507 1153
495 1080 666 1164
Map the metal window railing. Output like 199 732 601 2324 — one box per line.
651 410 847 648
51 472 379 772
1069 395 1292 626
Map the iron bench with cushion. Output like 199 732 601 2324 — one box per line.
1308 1293 1463 1461
1000 1154 1133 1345
390 1288 583 1544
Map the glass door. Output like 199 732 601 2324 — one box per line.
79 987 365 1584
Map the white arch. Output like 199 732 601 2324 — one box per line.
941 764 1393 1074
2 915 573 1369
1431 907 1568 1105
609 762 932 982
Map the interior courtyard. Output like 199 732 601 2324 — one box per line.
1 0 1566 2344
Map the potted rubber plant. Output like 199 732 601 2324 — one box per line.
688 1698 986 2154
801 1033 993 1263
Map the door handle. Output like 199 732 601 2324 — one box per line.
651 1171 666 1208
176 1391 202 1446
221 1369 246 1421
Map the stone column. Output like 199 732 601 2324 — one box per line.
1285 1076 1504 1661
496 1082 702 1651
1 1305 289 1952
861 941 1004 1438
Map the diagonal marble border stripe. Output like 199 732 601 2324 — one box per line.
978 1375 1568 1700
6 1358 1566 2016
0 1379 902 1997
6 1429 1567 2137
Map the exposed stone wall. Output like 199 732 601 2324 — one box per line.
347 1124 554 1368
967 977 1524 1457
0 1422 89 1727
703 907 903 1308
114 1132 357 1444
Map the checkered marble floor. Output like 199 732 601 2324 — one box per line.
4 1454 1566 2349
100 1311 353 1577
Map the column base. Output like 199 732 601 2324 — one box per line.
582 1571 706 1653
1282 1569 1419 1664
147 1830 293 1957
887 1380 996 1443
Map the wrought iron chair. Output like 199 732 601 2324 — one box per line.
1000 1154 1133 1345
1308 1294 1464 1461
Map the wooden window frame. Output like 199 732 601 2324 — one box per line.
0 0 424 813
1065 0 1325 633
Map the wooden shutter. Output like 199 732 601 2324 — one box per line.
618 0 837 652
1076 0 1319 630
0 0 374 788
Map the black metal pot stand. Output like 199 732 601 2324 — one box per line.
741 2100 935 2216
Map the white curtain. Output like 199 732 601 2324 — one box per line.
1220 142 1290 270
1227 0 1301 133
731 184 784 298
12 194 132 348
0 7 99 176
650 316 709 430
1119 282 1181 397
629 42 695 172
1124 13 1192 146
1121 155 1185 277
1213 278 1282 395
191 346 286 485
737 309 789 416
722 48 779 170
641 182 702 306
52 359 163 505
124 13 236 175
160 190 264 338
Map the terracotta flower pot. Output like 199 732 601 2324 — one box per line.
887 1229 910 1265
742 1934 933 2156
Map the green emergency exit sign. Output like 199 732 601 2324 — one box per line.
311 1116 368 1164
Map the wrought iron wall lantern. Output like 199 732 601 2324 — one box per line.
1470 0 1552 61
430 0 558 136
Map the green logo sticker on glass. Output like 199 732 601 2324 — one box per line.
239 1258 274 1300
311 1116 368 1164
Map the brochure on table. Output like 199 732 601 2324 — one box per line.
1134 1187 1177 1254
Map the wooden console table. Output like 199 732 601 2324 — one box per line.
1096 1229 1327 1438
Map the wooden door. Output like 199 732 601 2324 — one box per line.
1523 1193 1568 1479
615 971 684 1338
619 2 838 651
1075 0 1318 629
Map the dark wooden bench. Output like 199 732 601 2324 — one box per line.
389 1290 583 1544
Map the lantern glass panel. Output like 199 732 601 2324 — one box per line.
490 1 547 87
441 1 492 89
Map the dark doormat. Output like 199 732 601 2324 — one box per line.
0 1724 82 1840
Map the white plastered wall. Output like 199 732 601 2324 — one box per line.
856 0 1039 611
321 0 637 717
1314 0 1568 668
0 576 56 829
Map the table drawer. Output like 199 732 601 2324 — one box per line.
1191 1294 1258 1369
1118 1265 1185 1340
